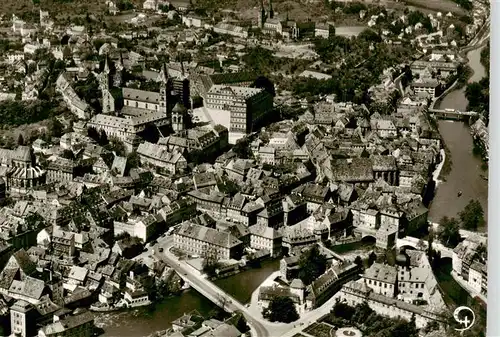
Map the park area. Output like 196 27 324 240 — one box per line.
403 0 468 15
303 322 336 337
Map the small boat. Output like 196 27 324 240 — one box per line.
481 174 488 181
457 191 463 197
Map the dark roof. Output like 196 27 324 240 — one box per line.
330 158 373 182
209 72 257 85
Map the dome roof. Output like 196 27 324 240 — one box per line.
395 252 409 266
290 278 305 289
172 102 186 113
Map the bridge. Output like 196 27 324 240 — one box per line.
396 236 453 258
153 247 273 337
428 108 478 121
151 239 349 337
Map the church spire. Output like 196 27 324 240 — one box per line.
103 56 110 74
269 0 274 19
158 63 169 84
258 0 266 29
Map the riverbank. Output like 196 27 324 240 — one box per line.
428 30 488 224
433 149 446 184
96 259 279 336
451 271 487 305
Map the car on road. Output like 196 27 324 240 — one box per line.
159 248 164 252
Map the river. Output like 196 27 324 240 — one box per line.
428 46 488 225
97 260 279 337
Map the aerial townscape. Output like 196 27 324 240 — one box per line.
0 0 490 336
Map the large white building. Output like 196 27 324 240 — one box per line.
173 221 243 260
205 85 273 143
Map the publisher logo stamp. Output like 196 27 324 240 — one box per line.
453 306 475 333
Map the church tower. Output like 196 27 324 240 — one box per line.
102 56 111 91
269 0 274 19
159 63 173 117
171 102 187 133
258 0 266 29
113 53 124 87
101 56 115 114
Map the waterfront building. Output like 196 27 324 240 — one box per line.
339 280 446 328
248 224 283 257
306 263 361 309
173 221 243 260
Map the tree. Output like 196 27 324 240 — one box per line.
417 239 426 251
17 134 24 146
262 296 299 323
354 255 363 267
216 293 230 312
298 244 327 285
459 199 484 230
368 251 377 267
126 151 141 170
60 149 75 160
105 137 127 157
234 313 250 333
87 127 100 142
427 227 434 262
201 245 220 277
390 314 418 337
98 129 109 146
438 216 461 247
232 137 252 159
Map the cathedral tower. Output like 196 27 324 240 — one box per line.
101 56 115 114
269 0 274 19
258 0 266 29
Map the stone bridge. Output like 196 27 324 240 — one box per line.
396 236 453 259
428 108 478 121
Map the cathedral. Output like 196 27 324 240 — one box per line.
87 58 188 152
258 0 274 29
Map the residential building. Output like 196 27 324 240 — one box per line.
38 311 94 337
213 23 248 39
136 142 187 175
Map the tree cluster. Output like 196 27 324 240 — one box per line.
262 296 299 323
242 47 281 75
438 216 461 248
452 0 473 10
298 245 328 286
466 44 489 123
292 34 412 103
0 100 61 127
459 199 485 230
326 301 419 337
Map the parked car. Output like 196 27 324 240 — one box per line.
159 247 164 252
